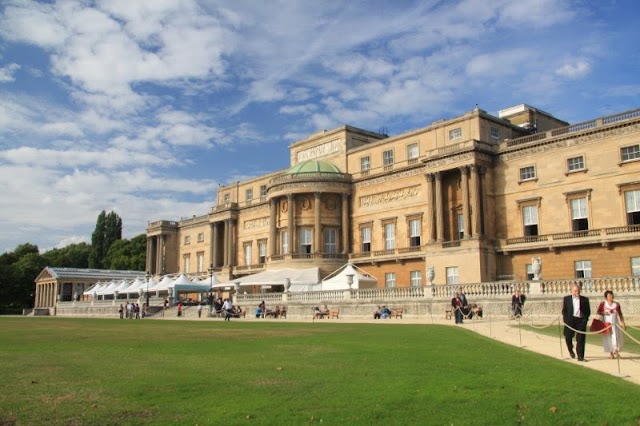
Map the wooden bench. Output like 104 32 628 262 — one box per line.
390 307 404 319
329 309 340 319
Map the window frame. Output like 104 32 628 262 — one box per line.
360 225 372 253
383 222 396 250
385 272 396 288
519 165 536 182
446 267 459 285
299 228 313 254
407 143 419 163
408 218 421 247
449 128 462 140
410 270 422 287
280 230 288 255
624 189 640 225
323 228 338 254
382 149 394 170
258 240 267 264
632 257 640 276
183 255 190 273
574 260 592 278
566 155 586 173
197 252 204 273
360 156 371 174
621 144 640 162
244 243 252 265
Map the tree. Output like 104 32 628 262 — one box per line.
89 210 122 268
0 245 45 312
103 234 146 271
41 243 91 268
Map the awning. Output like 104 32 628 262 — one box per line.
233 267 319 288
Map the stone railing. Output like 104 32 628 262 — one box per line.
504 224 640 246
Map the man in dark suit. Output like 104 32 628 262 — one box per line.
562 284 591 361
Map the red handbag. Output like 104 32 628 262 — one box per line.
590 318 611 334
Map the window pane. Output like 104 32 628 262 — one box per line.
385 273 396 288
632 257 640 276
446 267 459 284
410 271 422 286
281 231 288 255
523 206 538 225
384 223 395 249
622 145 640 161
571 198 587 219
567 156 584 171
407 143 418 159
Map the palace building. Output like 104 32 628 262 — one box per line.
146 104 640 289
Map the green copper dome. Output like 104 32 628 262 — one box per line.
285 160 342 175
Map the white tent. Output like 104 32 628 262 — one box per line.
321 263 378 290
234 267 320 291
171 273 211 294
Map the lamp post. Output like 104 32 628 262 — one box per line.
208 263 214 305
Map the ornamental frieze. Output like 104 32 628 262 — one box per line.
499 123 640 162
244 217 270 230
269 181 351 193
355 167 423 188
359 186 422 207
423 152 475 169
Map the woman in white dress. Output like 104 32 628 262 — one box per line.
596 290 626 359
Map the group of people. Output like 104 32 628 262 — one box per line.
450 290 483 324
373 305 392 319
118 302 146 319
562 284 627 361
313 305 330 319
255 301 286 318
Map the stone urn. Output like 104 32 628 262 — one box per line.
532 257 542 281
426 266 435 285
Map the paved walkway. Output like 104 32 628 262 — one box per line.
157 307 640 385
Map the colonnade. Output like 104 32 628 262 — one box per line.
34 282 57 308
425 165 485 242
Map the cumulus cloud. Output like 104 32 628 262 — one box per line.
0 63 20 82
555 60 591 79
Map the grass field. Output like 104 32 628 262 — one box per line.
1 317 639 425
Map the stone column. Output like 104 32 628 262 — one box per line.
426 174 435 243
146 237 153 274
460 166 471 239
341 193 349 254
471 165 482 237
230 219 236 267
223 220 229 267
287 194 295 254
269 198 277 257
211 222 219 268
435 172 444 242
314 192 321 253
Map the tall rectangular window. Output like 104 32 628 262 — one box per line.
259 241 266 264
385 272 396 288
449 128 462 140
410 271 422 287
490 127 500 141
519 166 536 181
523 205 539 236
571 198 589 231
407 143 419 162
244 244 252 265
457 213 464 239
575 260 592 278
383 150 394 170
621 145 640 161
184 235 191 245
197 253 204 273
361 226 371 252
260 185 267 197
245 188 253 201
324 228 337 254
197 232 204 242
281 230 288 255
299 229 312 254
384 223 395 250
632 257 640 276
625 189 640 225
360 156 371 173
409 219 421 247
183 256 190 273
446 267 459 285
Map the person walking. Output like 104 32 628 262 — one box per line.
451 292 464 324
562 284 591 361
597 290 626 359
197 303 203 318
511 290 526 318
222 298 233 321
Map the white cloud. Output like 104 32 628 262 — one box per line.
0 63 20 82
555 60 591 79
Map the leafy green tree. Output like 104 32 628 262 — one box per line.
89 210 122 268
42 243 91 268
103 234 146 271
0 245 45 312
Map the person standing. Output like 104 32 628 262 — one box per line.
451 292 464 324
511 290 526 318
597 290 626 359
222 298 233 321
562 284 591 361
197 303 203 318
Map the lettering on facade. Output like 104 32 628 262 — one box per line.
296 139 341 162
244 217 270 230
359 186 421 207
355 167 422 188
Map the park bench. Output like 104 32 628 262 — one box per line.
329 309 340 319
390 307 404 319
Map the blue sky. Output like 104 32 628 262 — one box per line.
0 0 639 254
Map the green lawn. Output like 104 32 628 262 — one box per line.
1 317 639 425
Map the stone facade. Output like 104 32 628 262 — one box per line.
146 105 640 289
